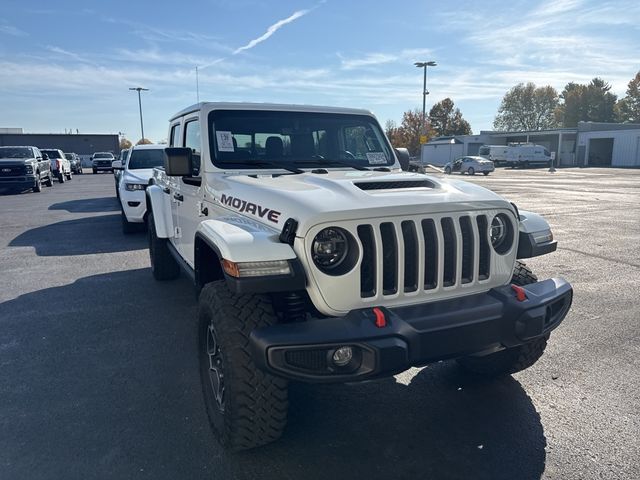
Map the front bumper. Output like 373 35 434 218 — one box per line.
250 278 572 382
0 174 37 188
120 189 146 222
93 164 112 171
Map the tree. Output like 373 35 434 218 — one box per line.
384 109 432 156
119 138 132 149
494 82 559 131
616 71 640 123
555 78 617 127
428 98 472 136
136 138 152 145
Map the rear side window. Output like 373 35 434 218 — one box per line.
184 120 201 175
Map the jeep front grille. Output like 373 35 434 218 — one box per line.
357 214 492 298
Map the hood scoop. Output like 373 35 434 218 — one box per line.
354 180 436 191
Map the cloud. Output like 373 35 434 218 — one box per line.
338 48 434 70
232 9 310 54
0 23 28 37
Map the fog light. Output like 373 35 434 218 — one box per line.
332 346 353 367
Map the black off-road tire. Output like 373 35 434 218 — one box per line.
198 281 288 451
456 261 547 376
147 212 180 280
32 175 42 193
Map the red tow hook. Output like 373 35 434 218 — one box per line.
511 284 528 302
372 307 387 328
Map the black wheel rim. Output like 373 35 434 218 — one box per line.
206 324 225 412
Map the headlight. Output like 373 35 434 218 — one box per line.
25 165 33 174
125 183 146 191
311 227 357 274
490 214 514 254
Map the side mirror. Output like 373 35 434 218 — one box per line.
164 147 193 176
394 148 411 171
112 160 123 170
42 153 49 160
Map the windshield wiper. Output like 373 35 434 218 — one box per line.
219 161 304 174
295 159 370 171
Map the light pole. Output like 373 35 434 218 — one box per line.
129 87 149 142
414 61 437 132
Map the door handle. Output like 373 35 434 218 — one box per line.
174 193 184 202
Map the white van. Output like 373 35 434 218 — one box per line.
478 145 509 165
506 144 551 168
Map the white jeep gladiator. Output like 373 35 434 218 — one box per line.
145 102 573 451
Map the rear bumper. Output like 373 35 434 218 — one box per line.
250 278 573 383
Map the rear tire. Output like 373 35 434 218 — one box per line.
45 173 53 187
199 281 288 451
468 167 475 175
93 169 97 174
148 212 180 280
456 261 547 376
66 170 72 180
483 172 490 176
58 172 65 183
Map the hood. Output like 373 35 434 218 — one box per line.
0 158 32 164
206 169 511 234
123 168 155 184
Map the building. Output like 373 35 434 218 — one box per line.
421 122 640 167
0 132 120 166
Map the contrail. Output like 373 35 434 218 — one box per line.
232 9 310 55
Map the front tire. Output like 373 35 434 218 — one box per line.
121 210 138 234
444 166 451 174
45 173 54 187
93 169 97 174
147 212 180 280
456 261 547 376
468 167 475 175
58 172 65 183
198 281 288 451
483 172 490 176
32 176 42 192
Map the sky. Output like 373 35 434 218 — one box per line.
0 0 638 142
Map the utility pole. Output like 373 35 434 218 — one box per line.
196 66 200 104
129 87 149 142
414 61 437 133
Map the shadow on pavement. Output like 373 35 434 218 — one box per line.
9 214 146 256
49 196 120 213
0 269 546 480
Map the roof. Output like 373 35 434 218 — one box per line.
426 137 463 145
131 144 163 150
170 102 374 122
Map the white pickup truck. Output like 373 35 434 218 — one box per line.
145 102 572 451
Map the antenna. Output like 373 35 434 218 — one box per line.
196 66 200 103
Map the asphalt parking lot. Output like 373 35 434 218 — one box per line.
1 167 639 480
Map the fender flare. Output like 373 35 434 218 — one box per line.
517 210 557 258
146 185 174 238
196 216 297 263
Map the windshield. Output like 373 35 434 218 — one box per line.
42 150 62 159
94 153 113 159
65 154 73 160
0 147 32 159
128 149 165 169
209 110 394 169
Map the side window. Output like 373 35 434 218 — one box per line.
170 123 181 147
184 120 201 175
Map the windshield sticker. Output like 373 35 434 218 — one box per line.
216 131 235 152
366 152 387 164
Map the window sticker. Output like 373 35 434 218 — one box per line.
366 152 387 164
216 131 235 152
